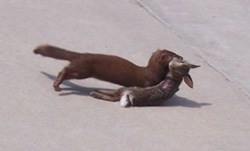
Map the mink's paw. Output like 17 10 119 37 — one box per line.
54 86 61 91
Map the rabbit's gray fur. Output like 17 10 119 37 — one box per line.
90 57 200 107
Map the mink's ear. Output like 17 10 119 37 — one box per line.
161 54 172 66
161 53 167 60
184 74 194 88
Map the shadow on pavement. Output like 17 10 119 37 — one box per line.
165 95 211 108
41 72 211 108
41 72 113 96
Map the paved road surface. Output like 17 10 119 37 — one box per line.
0 1 249 150
139 0 250 98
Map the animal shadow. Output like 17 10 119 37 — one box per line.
41 72 113 96
164 95 211 108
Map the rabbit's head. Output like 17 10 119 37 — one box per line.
168 57 200 88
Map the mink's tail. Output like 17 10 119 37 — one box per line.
33 44 80 61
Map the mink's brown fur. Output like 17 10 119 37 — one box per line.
34 44 183 91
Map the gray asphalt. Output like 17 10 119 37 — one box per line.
1 1 249 150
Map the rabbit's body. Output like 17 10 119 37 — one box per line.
117 78 181 106
90 58 199 107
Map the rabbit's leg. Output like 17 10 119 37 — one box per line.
120 91 134 107
94 89 117 96
90 91 119 102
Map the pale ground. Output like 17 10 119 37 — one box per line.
0 0 249 151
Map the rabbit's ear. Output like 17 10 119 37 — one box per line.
184 74 194 88
188 64 200 69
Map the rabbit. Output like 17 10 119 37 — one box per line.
90 57 200 107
